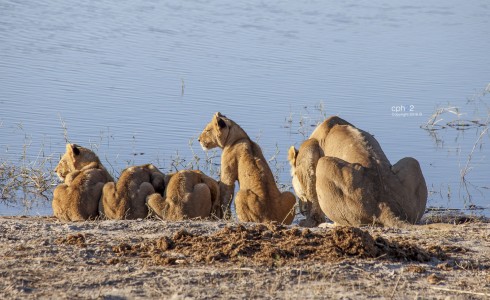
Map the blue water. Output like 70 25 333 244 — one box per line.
1 0 489 216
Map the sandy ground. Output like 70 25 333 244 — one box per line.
0 215 489 299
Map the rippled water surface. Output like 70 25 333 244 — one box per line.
1 0 489 216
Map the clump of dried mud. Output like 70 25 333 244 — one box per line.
55 233 87 247
111 223 445 266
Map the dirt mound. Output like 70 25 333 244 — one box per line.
55 233 87 248
111 223 445 266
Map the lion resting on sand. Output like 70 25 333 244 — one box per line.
198 112 296 224
99 164 166 220
147 170 221 220
288 116 427 227
53 144 114 221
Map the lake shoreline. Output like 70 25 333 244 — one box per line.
1 216 489 299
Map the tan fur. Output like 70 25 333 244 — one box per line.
288 116 427 227
198 112 296 224
52 144 114 221
99 164 165 220
288 139 326 227
147 170 220 220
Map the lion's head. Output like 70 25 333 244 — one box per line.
288 139 323 215
198 112 246 150
288 146 305 211
55 144 101 181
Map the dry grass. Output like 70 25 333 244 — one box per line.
421 84 490 209
0 139 57 212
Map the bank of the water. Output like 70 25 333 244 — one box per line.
0 216 488 299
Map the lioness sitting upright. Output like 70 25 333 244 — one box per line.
288 116 427 227
147 169 221 220
53 144 114 222
99 164 166 220
198 112 296 224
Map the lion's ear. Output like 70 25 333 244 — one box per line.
67 144 81 162
217 118 226 129
65 143 73 153
214 112 227 129
71 144 81 156
66 144 80 156
288 146 298 166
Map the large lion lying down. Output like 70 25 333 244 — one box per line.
147 170 221 220
288 116 427 227
53 144 114 221
198 112 296 224
99 164 166 220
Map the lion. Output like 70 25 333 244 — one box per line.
99 164 166 220
52 144 114 222
147 169 221 220
288 116 427 227
198 112 296 224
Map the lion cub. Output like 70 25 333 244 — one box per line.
99 164 165 220
198 112 296 224
147 169 220 220
53 144 114 221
